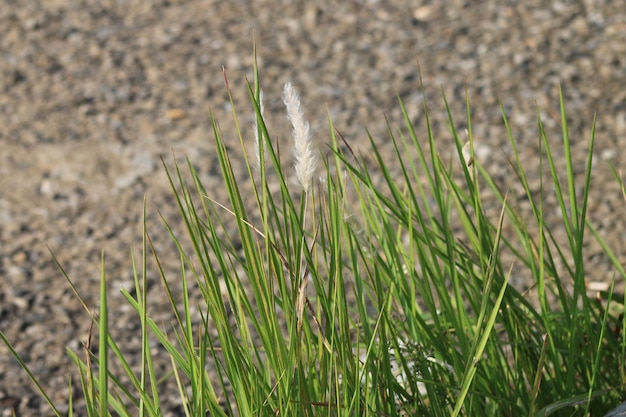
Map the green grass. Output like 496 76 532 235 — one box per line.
2 57 626 416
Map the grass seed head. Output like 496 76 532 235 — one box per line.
283 82 317 193
253 89 265 171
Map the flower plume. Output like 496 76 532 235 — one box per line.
283 82 317 193
253 89 265 170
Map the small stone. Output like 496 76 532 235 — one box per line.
165 108 186 120
413 5 434 21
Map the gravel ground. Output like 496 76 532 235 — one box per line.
1 0 625 415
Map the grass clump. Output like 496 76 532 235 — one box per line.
2 58 626 417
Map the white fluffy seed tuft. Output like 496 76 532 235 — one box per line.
462 129 474 167
253 89 265 171
283 82 317 193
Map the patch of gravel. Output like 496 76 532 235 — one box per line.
1 0 625 415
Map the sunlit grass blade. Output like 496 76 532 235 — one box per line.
452 197 510 417
0 331 64 416
97 251 109 416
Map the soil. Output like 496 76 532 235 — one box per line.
1 0 625 415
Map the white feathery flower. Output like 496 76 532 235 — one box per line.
253 89 265 170
283 82 317 193
462 140 473 167
462 129 474 167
